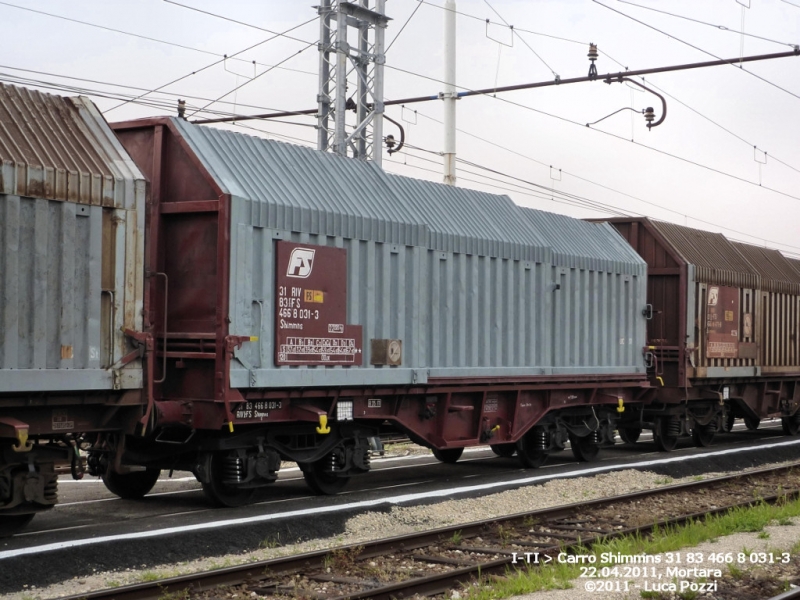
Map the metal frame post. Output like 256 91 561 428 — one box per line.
316 1 389 163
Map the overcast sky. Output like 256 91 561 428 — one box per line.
3 0 799 256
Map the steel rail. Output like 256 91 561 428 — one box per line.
60 461 800 600
192 49 800 125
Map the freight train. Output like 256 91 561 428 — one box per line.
1 83 798 535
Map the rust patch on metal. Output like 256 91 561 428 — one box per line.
60 345 74 359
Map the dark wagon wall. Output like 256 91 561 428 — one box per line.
601 217 800 445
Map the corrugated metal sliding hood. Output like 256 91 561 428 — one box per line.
0 83 143 207
171 118 645 271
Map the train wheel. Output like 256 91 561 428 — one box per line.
653 418 679 452
781 415 800 436
569 434 600 462
618 427 641 444
201 452 256 507
516 427 549 468
302 457 350 495
723 412 735 433
102 468 161 499
432 448 464 464
0 513 35 538
744 417 760 431
490 444 516 457
691 424 715 448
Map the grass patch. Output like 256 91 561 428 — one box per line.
461 496 800 599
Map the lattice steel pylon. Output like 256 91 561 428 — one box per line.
317 0 389 166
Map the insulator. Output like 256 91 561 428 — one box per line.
587 43 598 62
644 107 655 123
385 134 396 149
535 428 549 450
223 455 244 484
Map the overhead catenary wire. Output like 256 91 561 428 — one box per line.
0 0 316 77
4 5 792 248
382 62 800 204
417 0 586 46
591 0 800 102
186 42 317 119
163 0 315 47
397 105 800 252
103 15 317 114
0 65 308 116
482 0 559 79
386 2 423 53
617 0 798 48
391 141 800 254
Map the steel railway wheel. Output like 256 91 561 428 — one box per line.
691 424 715 448
745 417 760 431
515 428 549 468
569 433 600 462
782 414 800 436
102 468 161 499
653 417 680 452
432 447 464 464
618 426 641 444
723 412 735 433
201 451 256 507
490 444 516 457
302 456 350 495
0 513 34 538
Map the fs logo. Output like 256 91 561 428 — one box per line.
286 248 315 278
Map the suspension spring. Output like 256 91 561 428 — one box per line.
223 455 245 484
535 428 549 450
667 419 682 437
43 475 59 504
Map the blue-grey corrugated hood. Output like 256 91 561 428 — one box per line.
172 117 644 271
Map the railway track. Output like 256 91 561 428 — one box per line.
61 462 800 600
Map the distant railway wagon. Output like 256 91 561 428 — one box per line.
602 218 800 450
1 82 799 537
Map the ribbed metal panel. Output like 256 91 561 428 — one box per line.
0 84 146 392
650 220 760 288
789 258 800 278
173 120 427 247
203 134 649 387
385 174 549 262
229 220 648 387
522 209 646 275
732 242 800 294
0 84 139 208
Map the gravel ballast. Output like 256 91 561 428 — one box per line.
3 461 796 600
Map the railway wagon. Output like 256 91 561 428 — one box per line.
0 84 147 533
106 114 650 506
602 218 800 450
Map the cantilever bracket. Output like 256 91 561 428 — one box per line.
604 76 667 129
